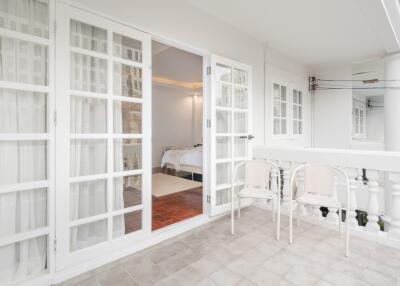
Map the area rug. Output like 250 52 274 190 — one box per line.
152 173 202 197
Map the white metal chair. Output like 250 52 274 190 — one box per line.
231 160 281 240
289 164 350 256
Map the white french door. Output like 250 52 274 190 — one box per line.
55 3 151 269
210 55 253 216
0 0 55 284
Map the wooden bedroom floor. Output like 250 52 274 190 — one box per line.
152 187 203 231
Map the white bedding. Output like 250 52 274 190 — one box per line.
161 147 203 171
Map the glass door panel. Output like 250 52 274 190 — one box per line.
0 0 52 284
210 55 252 216
56 3 150 269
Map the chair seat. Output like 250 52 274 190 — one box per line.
296 193 340 208
238 188 274 199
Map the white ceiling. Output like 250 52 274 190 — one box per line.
183 0 393 68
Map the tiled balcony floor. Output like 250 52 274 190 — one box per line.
58 207 400 286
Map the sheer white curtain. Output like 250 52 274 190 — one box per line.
69 21 125 250
0 88 47 282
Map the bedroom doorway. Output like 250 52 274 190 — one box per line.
151 41 204 230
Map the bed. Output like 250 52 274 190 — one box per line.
161 146 203 175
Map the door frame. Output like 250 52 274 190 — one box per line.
149 36 211 229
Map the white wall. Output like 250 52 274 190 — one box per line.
74 0 266 146
313 64 353 149
152 85 202 167
366 99 384 143
265 47 312 148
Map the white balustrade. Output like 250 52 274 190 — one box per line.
254 146 400 245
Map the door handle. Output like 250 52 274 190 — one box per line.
239 135 255 140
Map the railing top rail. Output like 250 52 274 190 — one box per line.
253 146 400 172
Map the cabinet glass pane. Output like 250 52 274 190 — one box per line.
234 87 247 109
113 210 142 238
113 101 142 134
70 180 107 220
234 137 247 158
216 64 231 82
70 219 107 251
0 140 47 185
0 188 47 238
113 63 142 98
0 0 49 38
234 112 247 133
0 88 46 133
113 33 142 63
216 110 231 133
113 175 142 210
70 139 107 177
0 235 47 284
233 69 247 85
216 136 231 159
70 96 107 133
216 162 231 186
216 83 231 107
114 139 142 172
70 53 107 93
0 37 48 85
70 20 107 53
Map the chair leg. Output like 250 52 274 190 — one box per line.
339 207 342 235
296 203 301 227
271 198 275 223
231 195 235 235
276 195 281 240
346 208 350 257
238 196 241 219
289 199 293 244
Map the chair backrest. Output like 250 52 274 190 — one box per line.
304 164 336 197
243 160 271 189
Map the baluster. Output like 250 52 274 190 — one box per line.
349 170 359 228
389 173 400 239
366 170 381 233
270 167 278 217
326 176 340 223
296 168 308 217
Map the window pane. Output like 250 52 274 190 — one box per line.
114 139 141 172
113 33 142 63
0 235 47 283
70 180 107 220
216 188 231 206
113 210 142 238
70 53 107 93
273 119 280 135
0 88 46 133
299 121 303 134
233 68 247 85
216 162 231 186
70 139 107 177
216 64 232 82
281 86 286 101
293 121 298 135
113 175 142 210
273 100 280 117
293 106 298 119
273 84 280 100
216 110 231 133
234 87 247 109
0 0 49 38
281 102 286 118
70 96 107 133
113 63 142 98
298 106 302 119
281 119 287 134
0 140 47 185
216 136 231 159
70 219 107 251
0 37 48 85
216 83 231 107
234 137 247 157
0 188 47 238
113 101 142 134
234 112 247 133
298 92 302 104
70 20 107 53
293 90 298 104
